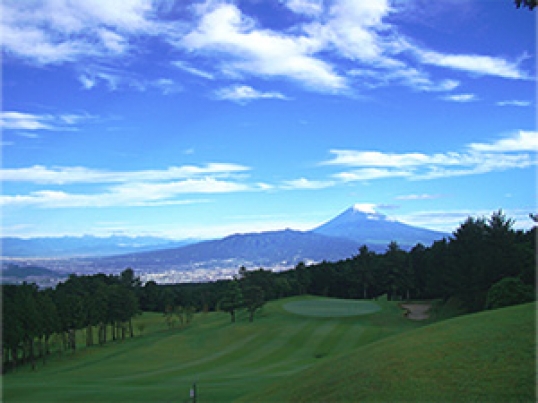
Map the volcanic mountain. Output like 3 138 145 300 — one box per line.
312 204 446 250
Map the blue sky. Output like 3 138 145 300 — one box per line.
1 0 536 239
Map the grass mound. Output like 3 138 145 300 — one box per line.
242 302 536 403
283 298 381 317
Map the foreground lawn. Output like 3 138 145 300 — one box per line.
241 301 537 403
2 296 417 402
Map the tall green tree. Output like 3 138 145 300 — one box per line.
242 284 265 322
382 241 409 301
220 279 243 323
37 289 59 363
354 245 376 299
238 267 266 322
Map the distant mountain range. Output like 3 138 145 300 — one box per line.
1 235 195 257
94 229 361 271
1 205 448 277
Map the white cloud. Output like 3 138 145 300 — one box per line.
0 111 94 131
323 131 537 181
0 163 251 185
0 176 263 209
283 0 324 16
396 194 444 201
310 0 393 63
496 100 532 107
3 0 529 98
172 61 215 80
414 48 530 80
0 0 161 65
324 150 463 167
182 2 346 92
152 78 183 95
0 112 55 131
441 93 478 102
349 67 460 92
468 130 538 153
281 178 335 189
78 66 182 94
214 85 289 103
333 168 412 181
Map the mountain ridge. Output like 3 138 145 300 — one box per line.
2 205 449 277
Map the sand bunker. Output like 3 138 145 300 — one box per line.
401 303 431 320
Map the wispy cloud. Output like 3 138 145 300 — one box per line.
172 61 215 80
0 111 95 131
214 85 289 103
78 65 181 94
0 163 251 185
323 130 538 181
283 0 324 16
0 0 161 65
348 67 460 92
0 177 266 209
496 100 532 107
441 93 478 103
0 162 265 208
395 193 444 201
413 48 531 80
332 168 412 181
280 178 335 190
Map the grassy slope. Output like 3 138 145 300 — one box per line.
2 296 417 403
240 302 536 403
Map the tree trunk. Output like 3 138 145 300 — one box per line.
129 319 134 338
86 325 93 347
61 331 68 352
11 347 18 371
45 335 51 356
37 337 44 364
28 338 36 370
69 329 76 352
231 310 235 323
99 323 107 345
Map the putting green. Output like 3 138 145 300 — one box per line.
283 298 381 317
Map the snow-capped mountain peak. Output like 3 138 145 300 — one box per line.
352 203 377 214
312 204 446 248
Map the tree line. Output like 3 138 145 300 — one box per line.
2 269 140 372
3 210 535 372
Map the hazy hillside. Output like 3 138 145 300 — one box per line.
96 229 362 269
1 235 195 257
